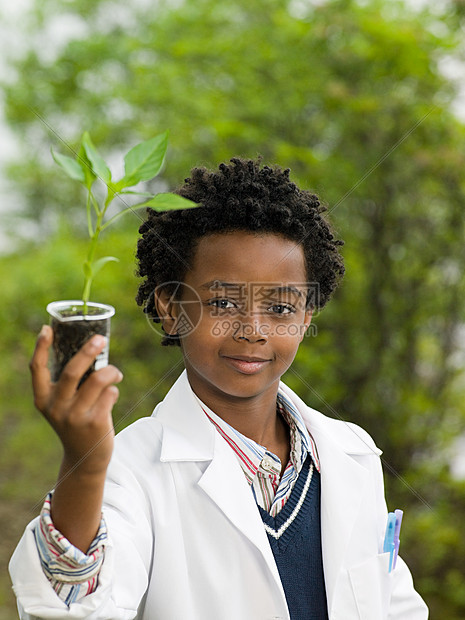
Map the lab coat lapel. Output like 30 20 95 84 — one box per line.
197 432 281 571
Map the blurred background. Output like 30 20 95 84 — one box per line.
1 0 465 617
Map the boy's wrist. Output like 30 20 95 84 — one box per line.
60 450 111 480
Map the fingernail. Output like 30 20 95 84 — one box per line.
89 335 107 351
39 325 48 337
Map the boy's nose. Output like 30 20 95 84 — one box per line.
232 319 268 343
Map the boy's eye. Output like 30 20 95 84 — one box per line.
268 304 295 315
209 298 237 310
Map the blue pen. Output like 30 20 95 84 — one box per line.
383 512 396 572
393 509 403 570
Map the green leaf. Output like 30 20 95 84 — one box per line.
92 256 119 277
100 194 198 231
81 132 112 184
120 130 169 188
140 193 199 211
51 148 86 183
118 190 154 196
77 143 96 190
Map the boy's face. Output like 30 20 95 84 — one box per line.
157 231 313 408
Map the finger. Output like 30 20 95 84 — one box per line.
30 325 53 411
86 385 120 439
86 385 120 433
91 384 120 421
54 335 109 401
70 366 123 418
70 386 119 472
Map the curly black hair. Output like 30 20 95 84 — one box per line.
136 157 344 346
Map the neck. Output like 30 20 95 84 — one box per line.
187 373 290 465
198 385 279 442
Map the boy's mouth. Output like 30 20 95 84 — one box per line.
221 355 272 374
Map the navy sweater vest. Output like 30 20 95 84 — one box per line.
258 456 329 620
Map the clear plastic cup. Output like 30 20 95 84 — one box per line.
46 300 115 385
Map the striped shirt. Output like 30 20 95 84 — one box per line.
35 389 320 602
197 390 320 516
34 494 106 605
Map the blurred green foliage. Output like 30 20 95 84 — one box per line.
1 0 465 617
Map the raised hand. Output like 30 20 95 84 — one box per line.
30 325 123 552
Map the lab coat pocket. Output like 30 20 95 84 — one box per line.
348 552 393 620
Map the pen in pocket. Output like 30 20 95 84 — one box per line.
383 509 403 573
393 509 403 570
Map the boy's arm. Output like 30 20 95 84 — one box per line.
11 332 154 618
30 325 123 553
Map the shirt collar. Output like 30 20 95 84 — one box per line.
276 391 320 471
193 389 320 477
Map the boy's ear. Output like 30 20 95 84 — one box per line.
300 308 313 343
153 287 179 336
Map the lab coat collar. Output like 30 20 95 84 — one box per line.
157 371 216 462
277 380 382 457
156 371 382 461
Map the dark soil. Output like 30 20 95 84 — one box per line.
50 315 110 386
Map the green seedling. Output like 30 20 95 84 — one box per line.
52 130 197 311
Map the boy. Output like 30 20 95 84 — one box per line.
10 158 428 619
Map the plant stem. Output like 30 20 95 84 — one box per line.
82 198 106 312
86 193 94 237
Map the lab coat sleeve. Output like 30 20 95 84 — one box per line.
9 427 157 620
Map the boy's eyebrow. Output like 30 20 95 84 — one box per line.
266 285 304 298
200 280 243 290
199 281 304 297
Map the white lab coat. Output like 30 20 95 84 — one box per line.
10 371 428 620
